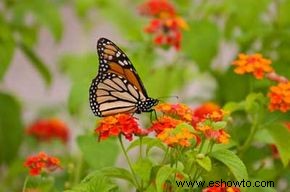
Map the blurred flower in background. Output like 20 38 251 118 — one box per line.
203 184 240 192
26 118 70 143
268 81 290 112
232 53 273 79
24 152 61 176
139 0 188 50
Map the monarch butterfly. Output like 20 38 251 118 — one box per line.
89 38 159 117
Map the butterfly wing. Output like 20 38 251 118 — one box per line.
89 38 149 117
96 38 148 97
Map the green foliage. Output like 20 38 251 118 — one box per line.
77 135 119 169
0 92 23 164
210 149 248 181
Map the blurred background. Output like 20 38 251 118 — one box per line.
1 0 290 191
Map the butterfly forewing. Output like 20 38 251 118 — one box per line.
96 38 148 96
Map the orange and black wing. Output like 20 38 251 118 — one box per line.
96 38 148 97
89 38 148 117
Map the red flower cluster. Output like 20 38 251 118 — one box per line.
203 185 240 192
155 103 192 122
24 152 60 176
192 102 221 126
268 81 290 112
95 114 147 141
27 118 69 143
139 0 187 50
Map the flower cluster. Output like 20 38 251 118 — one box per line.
232 53 289 113
157 125 199 147
232 53 273 79
155 103 192 121
26 118 69 143
149 115 183 134
268 82 290 112
151 103 230 146
197 124 230 144
95 114 147 141
203 185 240 192
139 0 187 50
24 152 60 176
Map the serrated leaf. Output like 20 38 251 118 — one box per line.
19 42 52 86
266 123 290 166
77 135 119 169
0 92 23 164
210 149 248 180
156 165 175 192
196 156 212 172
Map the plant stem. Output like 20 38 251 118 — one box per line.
239 122 259 156
73 154 83 185
22 176 29 192
118 136 141 190
139 136 143 159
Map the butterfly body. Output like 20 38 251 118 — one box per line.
89 38 158 117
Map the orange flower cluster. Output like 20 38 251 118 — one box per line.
192 102 221 126
197 125 230 144
203 185 240 192
24 152 60 176
268 82 290 112
139 0 187 50
151 103 230 146
155 103 193 122
95 114 147 141
232 53 273 79
157 126 199 147
27 118 69 143
149 115 182 134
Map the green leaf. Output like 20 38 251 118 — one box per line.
0 92 23 164
196 156 212 172
266 123 290 166
0 18 15 81
65 171 118 192
133 158 153 183
77 135 119 169
223 101 245 113
19 42 52 86
156 165 175 192
182 20 220 71
99 167 136 187
126 137 166 153
210 149 248 181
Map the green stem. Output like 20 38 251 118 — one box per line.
239 122 259 156
161 147 169 164
73 154 83 185
118 136 141 190
139 136 143 159
22 176 29 192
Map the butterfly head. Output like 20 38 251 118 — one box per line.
136 98 159 113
